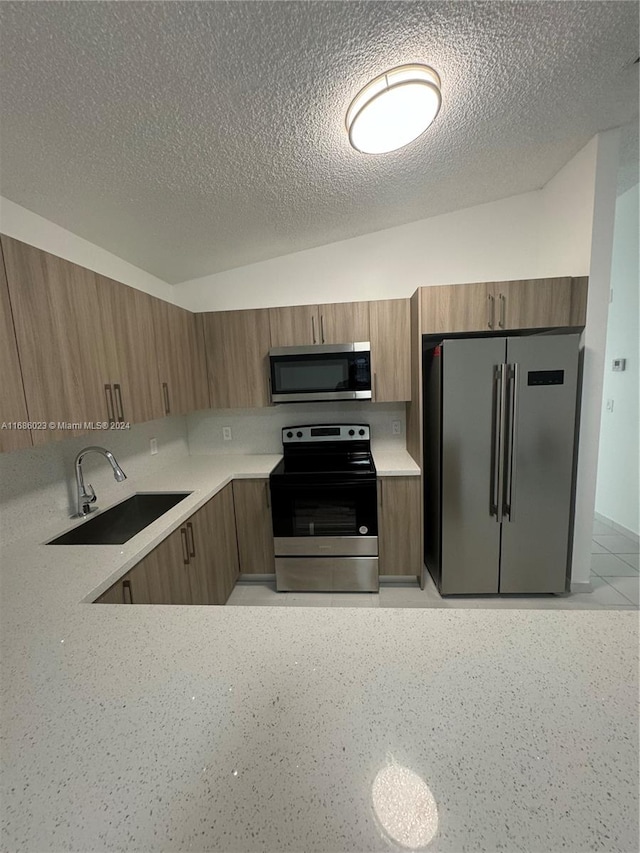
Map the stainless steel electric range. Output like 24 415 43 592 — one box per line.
269 424 378 592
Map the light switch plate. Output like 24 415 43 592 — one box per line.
150 438 158 455
612 358 626 372
223 426 232 441
392 420 401 436
606 399 614 412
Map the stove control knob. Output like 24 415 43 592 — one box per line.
348 429 355 436
286 431 293 438
296 431 303 438
359 429 365 436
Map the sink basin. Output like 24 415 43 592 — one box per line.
48 492 192 545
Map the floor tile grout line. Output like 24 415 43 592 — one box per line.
594 574 638 606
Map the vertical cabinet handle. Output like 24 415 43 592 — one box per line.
498 293 506 329
372 372 377 402
104 384 115 426
162 382 171 415
113 383 125 422
122 579 133 604
265 481 271 508
186 522 196 558
320 314 325 344
487 294 494 329
311 314 317 344
180 527 190 565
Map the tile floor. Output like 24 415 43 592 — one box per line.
227 517 639 611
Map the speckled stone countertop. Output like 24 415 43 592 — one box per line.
1 454 638 852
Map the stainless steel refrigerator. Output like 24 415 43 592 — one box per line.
423 333 580 595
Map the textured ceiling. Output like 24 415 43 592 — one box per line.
0 1 638 284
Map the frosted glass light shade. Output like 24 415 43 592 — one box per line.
346 64 441 154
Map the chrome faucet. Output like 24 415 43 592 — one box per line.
74 446 127 518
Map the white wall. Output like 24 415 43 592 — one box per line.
595 183 639 536
187 402 405 456
570 129 622 585
177 138 599 312
0 196 189 308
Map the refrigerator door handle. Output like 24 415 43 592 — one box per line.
490 364 506 521
504 363 519 521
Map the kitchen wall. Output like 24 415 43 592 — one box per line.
177 138 598 312
595 182 639 537
0 415 189 547
188 403 406 455
0 196 189 308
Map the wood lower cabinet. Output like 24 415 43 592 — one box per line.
95 485 240 606
0 242 32 452
378 477 421 576
202 308 271 408
369 298 411 401
95 560 152 605
232 478 275 574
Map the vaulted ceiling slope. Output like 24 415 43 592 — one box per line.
0 1 637 284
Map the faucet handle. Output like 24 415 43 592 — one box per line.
84 484 97 504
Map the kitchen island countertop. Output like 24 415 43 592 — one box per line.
1 453 637 852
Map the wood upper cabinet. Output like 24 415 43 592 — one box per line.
269 304 318 347
377 476 421 576
369 298 411 402
491 277 573 330
318 301 370 344
421 282 492 334
96 276 165 425
1 235 112 444
203 308 271 408
232 478 275 574
0 241 32 452
420 277 580 335
152 299 208 418
269 301 370 347
190 313 211 412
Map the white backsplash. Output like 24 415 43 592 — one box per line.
187 402 406 455
0 415 189 546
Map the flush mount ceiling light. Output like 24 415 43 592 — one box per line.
346 64 442 154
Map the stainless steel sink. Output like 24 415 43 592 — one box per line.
47 492 192 545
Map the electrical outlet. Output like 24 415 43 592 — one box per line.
223 426 232 441
150 438 158 455
392 420 402 436
606 399 614 413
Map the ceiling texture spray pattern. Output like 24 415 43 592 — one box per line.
0 1 638 283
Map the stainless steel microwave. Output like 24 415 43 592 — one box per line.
269 343 372 403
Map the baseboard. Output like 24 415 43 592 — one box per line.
594 511 639 545
570 581 592 593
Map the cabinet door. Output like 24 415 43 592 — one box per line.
420 283 492 334
0 242 32 452
2 236 112 444
232 479 275 574
211 485 241 603
203 309 271 408
152 300 200 417
189 313 211 412
269 304 319 346
492 277 573 330
369 299 411 402
185 502 218 604
318 301 370 345
378 477 421 576
97 276 164 425
94 561 151 604
142 526 193 604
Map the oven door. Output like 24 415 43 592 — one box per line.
271 478 378 556
269 344 371 402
